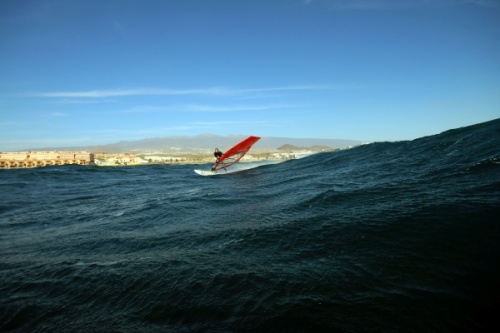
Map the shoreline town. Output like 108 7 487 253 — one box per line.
0 149 326 169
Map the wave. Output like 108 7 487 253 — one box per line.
1 118 499 332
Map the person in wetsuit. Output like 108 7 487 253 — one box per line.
212 148 224 171
214 148 223 161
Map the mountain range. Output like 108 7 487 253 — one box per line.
28 134 363 153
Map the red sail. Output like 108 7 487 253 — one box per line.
213 136 261 170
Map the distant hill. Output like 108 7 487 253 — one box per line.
278 144 306 151
27 134 362 153
277 144 335 151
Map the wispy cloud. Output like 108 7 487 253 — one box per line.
56 99 116 104
118 103 308 114
184 103 302 112
120 105 170 113
133 120 282 135
0 121 21 128
460 0 500 7
181 120 280 131
34 88 222 98
50 112 68 117
33 85 337 99
93 122 280 140
237 85 336 93
325 0 500 10
113 20 128 37
326 0 425 10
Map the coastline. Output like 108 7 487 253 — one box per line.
0 149 328 169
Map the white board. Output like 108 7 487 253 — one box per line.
194 169 219 176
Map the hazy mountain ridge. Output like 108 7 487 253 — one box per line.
277 144 335 151
26 134 362 153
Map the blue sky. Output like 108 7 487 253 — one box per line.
1 0 499 151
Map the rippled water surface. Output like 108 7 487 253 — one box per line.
1 119 500 332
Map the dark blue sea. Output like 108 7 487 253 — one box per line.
1 119 499 332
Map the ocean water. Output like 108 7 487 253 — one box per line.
1 119 499 332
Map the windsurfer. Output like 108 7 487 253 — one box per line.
213 148 223 161
212 148 224 171
195 136 260 175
